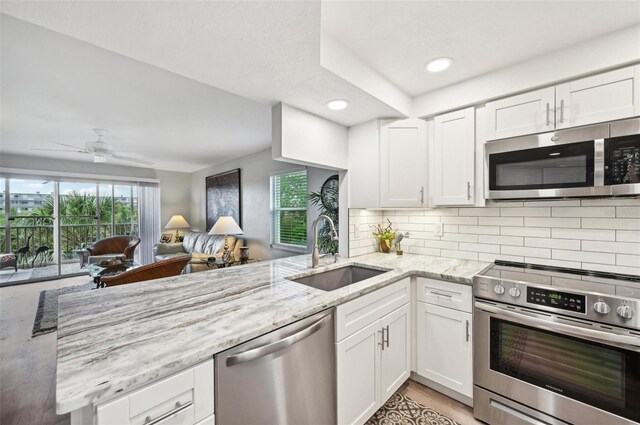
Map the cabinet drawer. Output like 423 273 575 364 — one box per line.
96 359 214 425
336 278 410 341
416 278 472 313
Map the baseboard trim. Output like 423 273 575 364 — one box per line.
409 372 473 407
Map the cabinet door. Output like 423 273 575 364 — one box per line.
433 107 475 206
416 303 472 398
485 87 555 140
379 303 410 402
380 118 427 207
556 65 640 129
337 321 381 425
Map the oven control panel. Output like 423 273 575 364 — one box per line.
527 287 586 313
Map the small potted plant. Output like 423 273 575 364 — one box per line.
370 219 397 253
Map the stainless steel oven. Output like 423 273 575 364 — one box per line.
485 118 640 200
473 261 640 425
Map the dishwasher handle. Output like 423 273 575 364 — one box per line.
226 312 332 367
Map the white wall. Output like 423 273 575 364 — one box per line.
349 198 640 276
0 153 190 229
190 148 337 261
272 103 348 170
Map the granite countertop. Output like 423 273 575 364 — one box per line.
55 252 489 414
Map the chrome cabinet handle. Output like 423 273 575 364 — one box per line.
545 102 550 126
467 182 471 200
420 187 424 204
378 329 385 351
465 320 470 342
385 325 390 348
430 290 453 298
226 312 331 366
144 401 192 425
558 99 565 124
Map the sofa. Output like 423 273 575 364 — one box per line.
87 235 141 265
153 231 244 273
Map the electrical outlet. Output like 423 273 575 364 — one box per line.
434 222 444 237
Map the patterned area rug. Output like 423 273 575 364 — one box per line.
366 392 461 425
31 282 95 337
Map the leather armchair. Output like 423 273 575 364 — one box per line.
101 255 190 287
87 236 141 261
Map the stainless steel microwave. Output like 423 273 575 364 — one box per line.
485 117 640 200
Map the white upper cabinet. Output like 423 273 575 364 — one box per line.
485 87 555 140
485 65 640 140
433 107 475 206
555 66 640 129
380 119 428 208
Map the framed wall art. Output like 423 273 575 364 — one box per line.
205 168 241 231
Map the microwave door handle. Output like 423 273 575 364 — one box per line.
475 301 640 351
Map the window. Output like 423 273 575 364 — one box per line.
270 170 307 250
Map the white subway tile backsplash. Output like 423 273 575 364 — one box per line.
501 207 550 217
459 243 500 254
525 237 581 250
502 245 551 258
479 235 523 246
442 216 478 225
459 225 500 235
552 228 615 241
349 199 640 275
617 207 640 218
582 240 640 255
552 207 615 217
552 249 616 265
617 254 640 267
617 231 640 242
582 218 640 230
524 217 581 228
501 227 550 238
479 217 523 226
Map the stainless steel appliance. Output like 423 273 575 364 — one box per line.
473 261 640 425
485 117 640 200
216 309 336 424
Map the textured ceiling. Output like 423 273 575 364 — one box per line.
322 1 640 97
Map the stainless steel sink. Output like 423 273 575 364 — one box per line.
290 265 389 291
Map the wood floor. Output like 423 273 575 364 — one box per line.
1 277 480 425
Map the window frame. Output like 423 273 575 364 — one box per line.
270 169 308 253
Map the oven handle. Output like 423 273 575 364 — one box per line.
475 301 640 350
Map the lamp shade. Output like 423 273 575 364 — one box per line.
165 215 190 229
209 216 243 235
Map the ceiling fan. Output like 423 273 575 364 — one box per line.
32 129 154 165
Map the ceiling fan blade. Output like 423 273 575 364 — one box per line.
110 154 154 165
50 141 86 150
32 148 86 152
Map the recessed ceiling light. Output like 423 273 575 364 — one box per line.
327 99 349 110
425 57 453 73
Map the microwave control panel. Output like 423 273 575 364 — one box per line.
527 287 586 313
608 137 640 185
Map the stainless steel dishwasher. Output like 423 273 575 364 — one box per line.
215 308 336 425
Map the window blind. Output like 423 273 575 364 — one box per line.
271 170 307 248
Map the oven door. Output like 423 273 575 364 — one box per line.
485 124 610 200
474 301 640 425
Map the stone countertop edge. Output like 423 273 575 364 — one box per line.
55 252 490 414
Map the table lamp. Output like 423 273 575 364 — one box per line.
209 216 243 255
165 215 190 241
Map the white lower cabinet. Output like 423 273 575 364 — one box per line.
336 279 411 425
416 302 472 398
93 359 214 425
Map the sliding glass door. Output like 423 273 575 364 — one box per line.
0 176 140 286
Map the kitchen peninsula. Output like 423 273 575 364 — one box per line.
56 252 489 423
